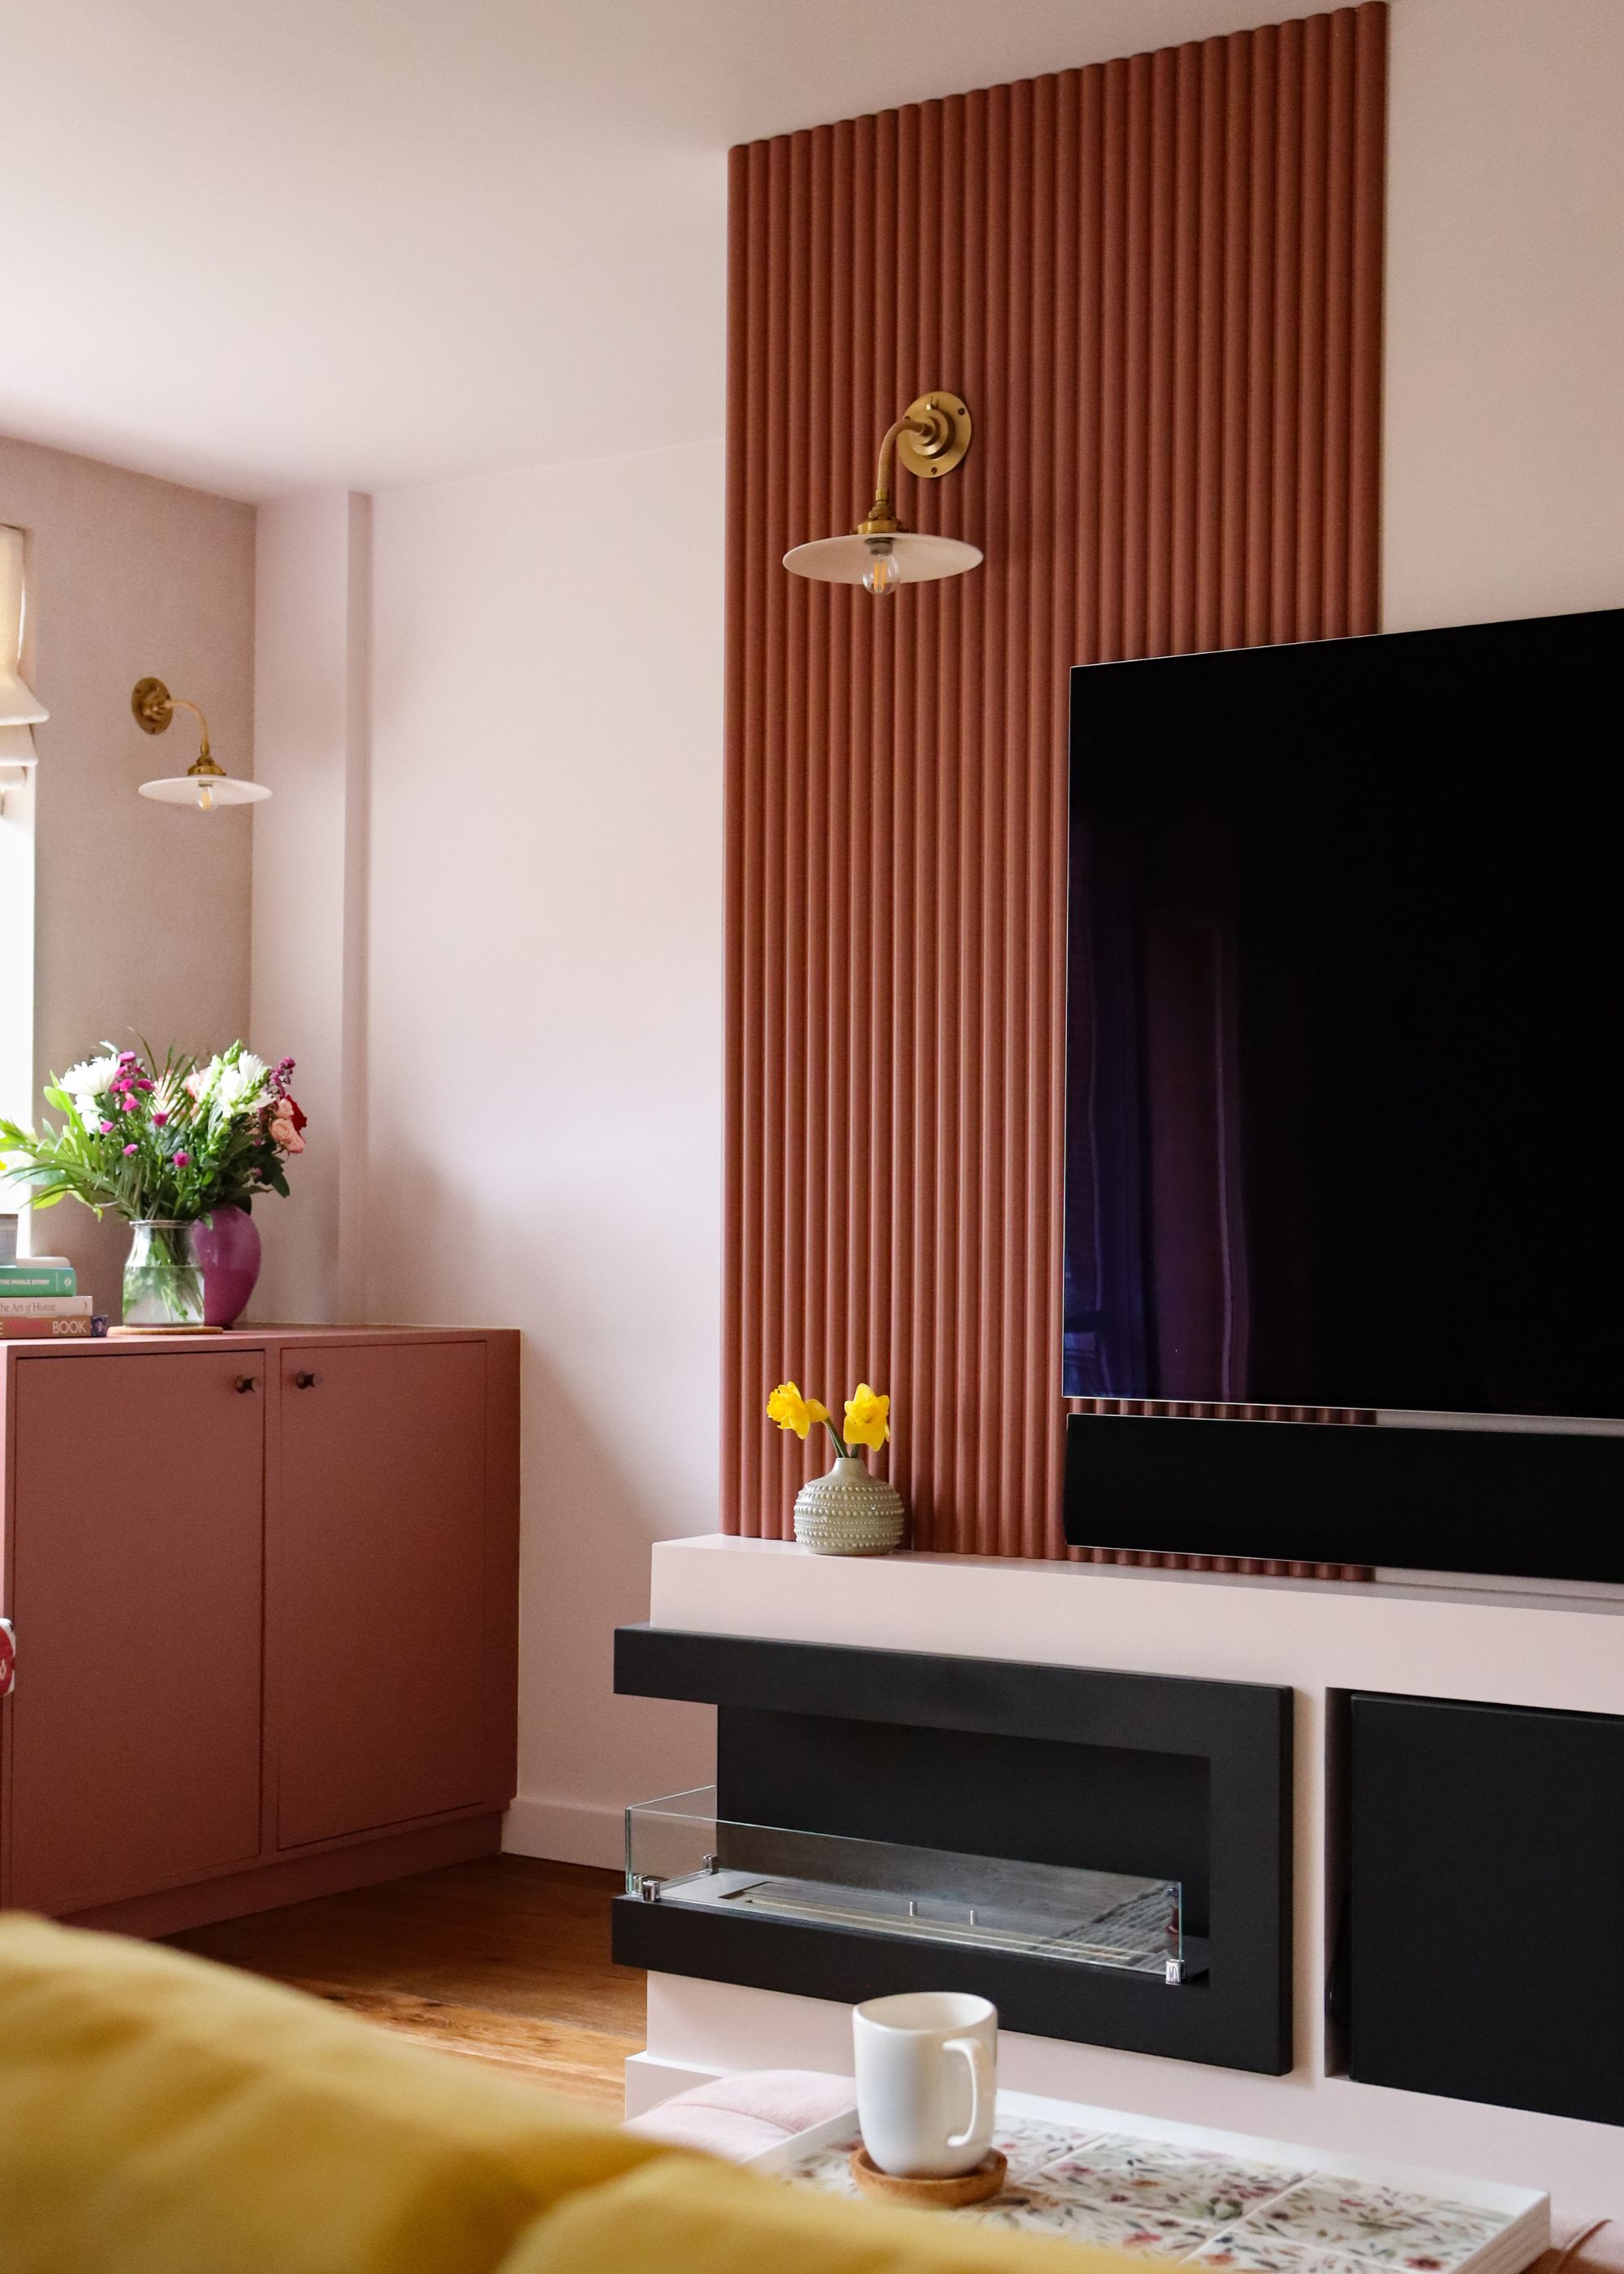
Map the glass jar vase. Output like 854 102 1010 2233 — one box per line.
123 1218 205 1329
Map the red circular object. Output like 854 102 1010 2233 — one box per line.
0 1623 15 1699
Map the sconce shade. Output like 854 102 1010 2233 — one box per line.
784 531 985 586
138 772 270 808
1 527 47 759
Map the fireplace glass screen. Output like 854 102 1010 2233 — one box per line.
625 1787 1196 1982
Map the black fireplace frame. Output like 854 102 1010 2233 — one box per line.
612 1628 1293 2073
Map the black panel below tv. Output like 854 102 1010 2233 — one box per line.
1348 1693 1624 2128
1062 1411 1624 1584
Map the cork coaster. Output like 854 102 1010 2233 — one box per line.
849 2145 1007 2209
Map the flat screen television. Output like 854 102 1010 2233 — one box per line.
1063 607 1624 1432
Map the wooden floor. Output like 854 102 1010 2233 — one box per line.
167 1856 644 2114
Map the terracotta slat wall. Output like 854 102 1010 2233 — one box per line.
724 6 1388 1556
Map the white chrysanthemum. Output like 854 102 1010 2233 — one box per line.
199 1049 270 1117
61 1055 121 1101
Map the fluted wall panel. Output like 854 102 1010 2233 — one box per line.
725 6 1388 1555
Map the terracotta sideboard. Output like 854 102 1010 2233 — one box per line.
0 1325 518 1935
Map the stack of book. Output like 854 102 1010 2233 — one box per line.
0 1251 107 1338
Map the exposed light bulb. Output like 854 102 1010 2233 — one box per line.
197 782 214 812
862 538 905 597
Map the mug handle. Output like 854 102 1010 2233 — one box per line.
944 2034 992 2151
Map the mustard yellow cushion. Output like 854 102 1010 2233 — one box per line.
0 1914 1157 2274
0 1913 668 2274
505 2150 1152 2274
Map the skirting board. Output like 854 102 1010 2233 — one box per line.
63 1814 504 1939
502 1793 624 1871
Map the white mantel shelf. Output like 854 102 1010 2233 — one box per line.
650 1536 1624 1715
640 1536 1624 2211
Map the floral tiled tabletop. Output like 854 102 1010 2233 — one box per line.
783 2118 1519 2267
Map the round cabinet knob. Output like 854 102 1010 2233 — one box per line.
235 1375 258 1394
293 1371 320 1389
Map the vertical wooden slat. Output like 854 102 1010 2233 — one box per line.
1028 67 1062 1559
892 97 922 1537
1220 32 1252 650
1295 11 1330 642
1097 58 1128 664
936 92 968 1550
1194 33 1227 654
1245 27 1279 645
728 141 767 1535
1170 40 1202 655
1145 47 1177 661
1122 54 1152 661
1349 1 1389 633
1271 18 1304 643
781 130 812 1527
801 127 832 1524
724 6 1388 1556
978 81 1009 1553
1321 8 1356 636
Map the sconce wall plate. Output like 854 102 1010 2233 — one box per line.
893 391 974 481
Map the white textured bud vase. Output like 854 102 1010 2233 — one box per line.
794 1453 905 1557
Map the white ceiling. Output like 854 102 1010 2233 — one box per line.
3 0 1272 500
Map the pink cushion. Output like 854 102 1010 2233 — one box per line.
622 2106 794 2159
624 2069 856 2160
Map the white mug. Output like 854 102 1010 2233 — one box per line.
852 1991 998 2177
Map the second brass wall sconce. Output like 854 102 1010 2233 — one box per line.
784 391 983 596
132 677 270 811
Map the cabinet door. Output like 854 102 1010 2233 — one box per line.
274 1342 490 1847
5 1351 266 1913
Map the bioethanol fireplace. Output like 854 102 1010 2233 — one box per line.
612 1628 1291 2073
626 1787 1195 1982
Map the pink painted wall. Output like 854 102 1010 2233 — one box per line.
1382 0 1624 630
0 433 256 1313
248 491 370 1321
360 443 726 1862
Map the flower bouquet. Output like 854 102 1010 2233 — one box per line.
767 1379 905 1556
0 1042 305 1328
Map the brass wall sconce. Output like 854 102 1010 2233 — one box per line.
784 391 983 596
132 677 269 811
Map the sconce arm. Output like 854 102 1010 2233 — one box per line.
166 698 223 776
131 677 225 778
854 392 974 537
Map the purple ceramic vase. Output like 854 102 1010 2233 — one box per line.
193 1204 263 1329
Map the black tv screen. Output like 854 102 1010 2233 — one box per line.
1064 607 1624 1427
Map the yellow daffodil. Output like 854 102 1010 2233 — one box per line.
766 1382 829 1439
844 1382 890 1451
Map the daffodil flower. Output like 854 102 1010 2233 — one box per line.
766 1382 826 1439
767 1381 849 1459
843 1382 890 1451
